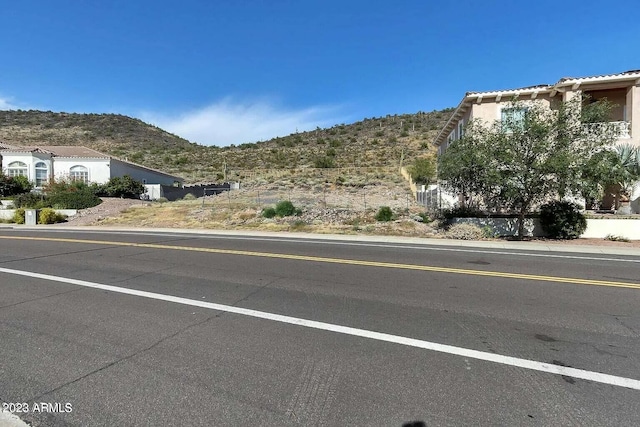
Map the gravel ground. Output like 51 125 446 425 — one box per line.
57 198 150 226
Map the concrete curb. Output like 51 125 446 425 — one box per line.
4 225 640 257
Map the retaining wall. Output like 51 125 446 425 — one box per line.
451 217 640 239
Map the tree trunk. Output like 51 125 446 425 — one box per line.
517 210 526 240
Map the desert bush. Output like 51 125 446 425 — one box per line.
289 219 308 231
262 207 276 218
13 192 50 209
539 201 586 239
0 173 32 196
155 197 168 203
445 223 486 240
415 212 430 222
314 156 335 168
183 193 197 200
13 208 25 224
375 206 394 222
605 234 630 242
275 200 300 217
46 180 101 209
102 175 145 198
38 208 66 224
237 210 257 220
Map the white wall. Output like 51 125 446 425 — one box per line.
53 158 111 184
143 184 163 200
1 152 53 185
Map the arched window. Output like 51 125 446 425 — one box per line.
35 162 48 187
69 165 89 183
7 161 28 178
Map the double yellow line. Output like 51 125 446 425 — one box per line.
1 235 639 290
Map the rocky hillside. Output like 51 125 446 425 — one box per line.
0 109 452 183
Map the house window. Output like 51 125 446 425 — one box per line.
35 162 48 187
501 107 528 132
458 120 464 139
7 161 28 178
69 165 89 183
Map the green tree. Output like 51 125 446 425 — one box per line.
437 123 499 210
12 175 33 194
438 96 619 238
409 156 436 185
103 175 145 198
0 173 32 196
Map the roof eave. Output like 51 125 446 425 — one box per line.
554 72 640 89
434 97 471 147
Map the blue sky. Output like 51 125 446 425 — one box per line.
1 0 639 146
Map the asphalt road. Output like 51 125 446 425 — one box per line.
0 228 639 426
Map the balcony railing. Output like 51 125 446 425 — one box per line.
584 121 631 139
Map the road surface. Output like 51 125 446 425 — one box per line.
1 228 639 426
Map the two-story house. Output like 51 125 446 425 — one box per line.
433 70 640 212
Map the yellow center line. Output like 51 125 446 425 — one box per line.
1 235 639 290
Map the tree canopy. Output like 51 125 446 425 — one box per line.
408 155 437 185
103 175 145 198
438 96 621 237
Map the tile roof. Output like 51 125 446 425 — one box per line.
0 145 112 158
557 69 640 84
0 145 52 153
36 146 110 158
466 84 551 97
0 142 20 150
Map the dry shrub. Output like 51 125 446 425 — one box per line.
445 223 486 240
237 209 258 220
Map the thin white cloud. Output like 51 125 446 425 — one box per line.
141 98 344 146
0 96 19 110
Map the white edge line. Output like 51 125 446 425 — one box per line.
2 266 639 391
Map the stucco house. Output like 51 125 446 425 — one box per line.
0 144 184 189
433 69 640 212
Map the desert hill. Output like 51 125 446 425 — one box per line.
0 109 452 183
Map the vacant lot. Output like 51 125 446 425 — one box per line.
69 171 440 237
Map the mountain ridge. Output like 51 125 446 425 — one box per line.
0 108 453 183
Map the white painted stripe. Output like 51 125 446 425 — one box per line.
2 266 640 391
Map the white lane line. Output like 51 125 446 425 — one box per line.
2 266 639 391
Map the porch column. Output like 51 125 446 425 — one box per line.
627 85 640 146
562 89 580 102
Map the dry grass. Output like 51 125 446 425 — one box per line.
97 170 441 237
